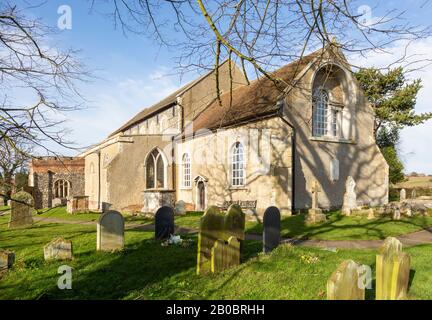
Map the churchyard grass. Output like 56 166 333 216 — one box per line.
246 211 432 241
32 206 101 222
19 207 432 241
1 211 432 300
0 205 10 212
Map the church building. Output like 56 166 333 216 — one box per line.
79 47 389 216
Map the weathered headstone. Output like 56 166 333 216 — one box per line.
7 200 11 207
97 210 125 252
197 205 245 274
263 206 281 253
411 189 417 199
0 250 15 271
52 198 65 207
0 197 4 206
155 206 175 240
376 237 411 300
44 238 73 261
367 209 375 220
393 208 401 221
197 206 225 275
327 260 365 300
67 196 89 214
174 200 186 215
9 191 34 229
400 189 406 201
342 176 358 216
305 180 326 225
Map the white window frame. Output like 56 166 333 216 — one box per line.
313 88 343 139
231 142 246 187
182 153 191 188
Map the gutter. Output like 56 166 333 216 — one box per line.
277 102 296 214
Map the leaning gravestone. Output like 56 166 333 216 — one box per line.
400 189 406 201
97 210 125 252
342 176 358 216
9 191 34 229
263 206 281 253
44 238 73 261
376 237 411 300
155 206 175 240
0 250 15 271
327 260 365 300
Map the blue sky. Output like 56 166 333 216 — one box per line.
12 0 432 174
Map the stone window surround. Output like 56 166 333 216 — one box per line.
144 148 168 190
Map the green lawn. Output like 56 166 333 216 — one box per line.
33 206 101 222
246 211 432 240
1 213 432 300
18 207 432 241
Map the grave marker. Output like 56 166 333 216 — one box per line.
327 260 365 300
155 206 175 240
376 237 411 300
97 210 125 252
263 206 281 253
9 191 34 229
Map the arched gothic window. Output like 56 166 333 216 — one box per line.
54 179 70 198
182 153 191 188
146 149 166 189
231 142 245 187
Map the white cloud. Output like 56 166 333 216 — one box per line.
349 38 432 174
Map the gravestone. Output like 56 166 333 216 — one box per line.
97 210 125 252
305 180 326 225
174 200 186 215
155 206 175 240
342 176 358 216
263 206 281 253
327 260 365 300
44 238 73 261
376 237 411 300
197 206 225 275
0 197 4 206
392 208 401 221
197 205 245 275
7 200 11 207
9 191 34 229
52 198 65 207
67 196 89 214
400 189 406 201
0 250 15 271
367 209 375 220
411 189 417 199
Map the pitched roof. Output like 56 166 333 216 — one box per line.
191 50 322 133
109 61 230 137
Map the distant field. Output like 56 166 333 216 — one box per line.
395 176 432 189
